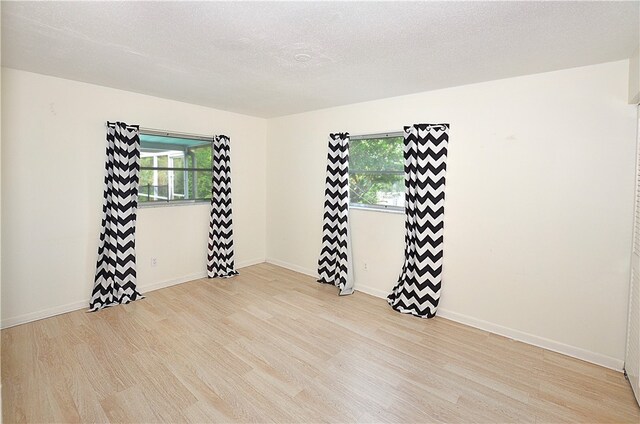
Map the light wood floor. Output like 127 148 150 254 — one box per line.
2 263 639 423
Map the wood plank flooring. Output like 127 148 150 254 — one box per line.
2 263 639 423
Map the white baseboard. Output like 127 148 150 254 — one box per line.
0 272 207 330
236 257 266 269
282 271 625 372
435 308 624 371
2 258 625 372
0 259 265 330
1 299 88 330
129 258 266 294
265 257 317 278
137 271 208 293
139 259 265 294
354 284 389 299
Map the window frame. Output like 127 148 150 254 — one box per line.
138 128 214 208
348 131 405 213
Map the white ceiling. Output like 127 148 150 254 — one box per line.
2 1 639 118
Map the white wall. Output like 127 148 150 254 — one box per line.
266 60 637 369
1 68 267 327
630 47 640 104
1 5 3 418
1 60 636 370
0 6 3 318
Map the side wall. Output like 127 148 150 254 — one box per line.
1 68 267 327
1 4 3 418
630 46 639 104
266 60 637 369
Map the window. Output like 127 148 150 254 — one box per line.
139 131 213 205
349 133 404 211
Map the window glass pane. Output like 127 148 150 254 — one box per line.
190 145 212 170
156 155 168 168
187 170 213 200
349 137 403 172
138 132 213 205
350 173 404 208
140 157 153 167
138 170 212 203
138 172 169 203
139 168 155 199
172 157 185 199
349 135 404 209
139 133 211 148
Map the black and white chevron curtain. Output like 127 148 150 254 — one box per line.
317 133 354 296
388 124 450 318
89 122 144 311
207 134 239 278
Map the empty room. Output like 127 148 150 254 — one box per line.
2 1 640 422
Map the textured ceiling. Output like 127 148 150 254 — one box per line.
2 1 639 118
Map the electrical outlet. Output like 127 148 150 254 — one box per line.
363 262 368 271
151 257 158 267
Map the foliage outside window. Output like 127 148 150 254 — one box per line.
139 133 212 205
349 135 404 211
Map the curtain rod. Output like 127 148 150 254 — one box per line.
106 121 138 129
350 131 403 141
106 122 214 142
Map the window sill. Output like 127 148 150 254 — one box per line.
138 200 210 209
349 204 404 215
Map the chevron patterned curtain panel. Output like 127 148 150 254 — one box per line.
89 122 144 311
388 123 450 318
317 133 355 296
207 135 239 278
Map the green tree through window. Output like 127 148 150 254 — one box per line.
349 135 404 209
